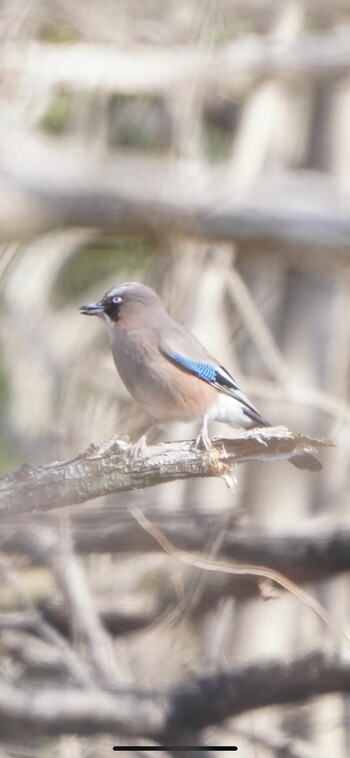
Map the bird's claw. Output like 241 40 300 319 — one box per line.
129 434 147 462
194 429 212 452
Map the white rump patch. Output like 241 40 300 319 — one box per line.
208 393 250 428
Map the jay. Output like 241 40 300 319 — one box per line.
80 282 321 471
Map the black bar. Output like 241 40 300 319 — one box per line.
113 748 238 752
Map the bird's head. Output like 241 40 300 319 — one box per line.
79 282 162 325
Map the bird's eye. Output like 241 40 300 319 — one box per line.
112 296 122 304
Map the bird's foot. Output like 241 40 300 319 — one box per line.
128 423 160 463
129 434 148 462
194 427 212 452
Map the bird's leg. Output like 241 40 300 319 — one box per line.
129 434 148 460
195 415 212 452
129 423 159 461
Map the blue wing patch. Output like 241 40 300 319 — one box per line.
166 350 269 426
168 352 217 383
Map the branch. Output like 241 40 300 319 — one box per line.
59 509 350 583
8 31 350 98
43 538 122 684
0 647 349 739
1 511 348 639
0 554 95 689
1 135 350 252
4 509 350 583
0 427 329 515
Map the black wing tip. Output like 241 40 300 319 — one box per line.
245 414 272 429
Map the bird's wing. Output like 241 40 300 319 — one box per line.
158 327 269 426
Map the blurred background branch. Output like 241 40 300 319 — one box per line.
1 137 350 254
0 647 349 740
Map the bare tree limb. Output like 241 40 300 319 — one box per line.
1 510 348 637
0 554 95 689
0 427 329 516
38 508 347 584
129 505 345 643
8 31 350 100
0 647 349 740
44 537 123 684
1 135 350 253
2 503 348 586
0 629 69 680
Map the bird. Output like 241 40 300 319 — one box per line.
79 282 321 471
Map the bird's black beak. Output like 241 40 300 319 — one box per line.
79 302 104 316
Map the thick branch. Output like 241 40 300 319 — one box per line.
9 31 350 99
0 647 349 739
1 510 349 638
1 136 350 253
0 427 329 516
11 510 350 582
2 508 349 584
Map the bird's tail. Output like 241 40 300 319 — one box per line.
249 418 322 471
289 452 322 471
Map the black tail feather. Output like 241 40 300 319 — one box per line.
290 453 322 472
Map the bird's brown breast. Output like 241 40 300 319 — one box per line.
110 329 216 421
